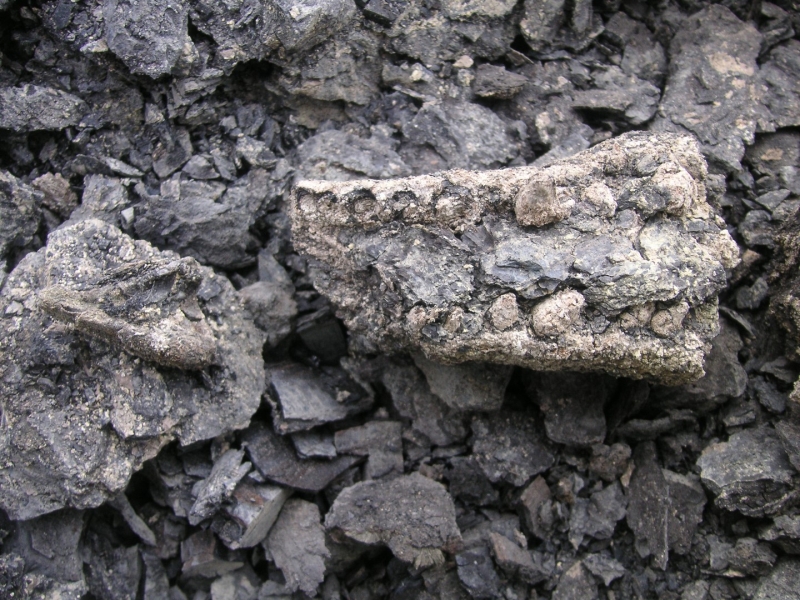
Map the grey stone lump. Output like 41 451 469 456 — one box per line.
291 131 739 385
0 219 266 520
325 472 462 569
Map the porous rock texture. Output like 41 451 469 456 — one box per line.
291 131 739 384
0 219 265 520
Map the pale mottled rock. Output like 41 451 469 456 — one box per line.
291 132 738 384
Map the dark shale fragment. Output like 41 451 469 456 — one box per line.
266 361 372 434
334 420 403 479
242 422 362 492
471 412 554 487
265 499 329 596
325 473 462 569
413 354 511 412
214 481 291 549
698 428 798 517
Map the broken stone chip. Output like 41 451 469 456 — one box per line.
291 132 739 385
698 428 798 517
214 481 291 549
325 472 462 569
242 422 362 493
265 499 329 596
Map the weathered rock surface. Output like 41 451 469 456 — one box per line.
325 472 461 568
0 170 41 262
651 5 763 173
291 132 738 384
0 85 86 132
0 219 266 520
698 428 798 517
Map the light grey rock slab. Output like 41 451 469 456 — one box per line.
291 131 738 385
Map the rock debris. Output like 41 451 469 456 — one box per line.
1 0 800 598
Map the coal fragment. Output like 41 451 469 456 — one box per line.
242 422 362 493
334 421 403 479
698 428 797 517
413 355 511 412
215 481 291 549
291 132 739 384
0 85 86 132
471 412 554 487
267 362 372 434
325 473 461 568
652 5 762 172
0 219 265 520
446 456 499 507
188 449 251 525
265 499 329 596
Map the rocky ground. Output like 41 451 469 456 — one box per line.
1 0 800 599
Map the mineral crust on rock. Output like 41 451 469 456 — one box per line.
0 219 266 520
291 132 739 384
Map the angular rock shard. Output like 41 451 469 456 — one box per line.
698 428 798 517
291 132 738 385
265 499 329 596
